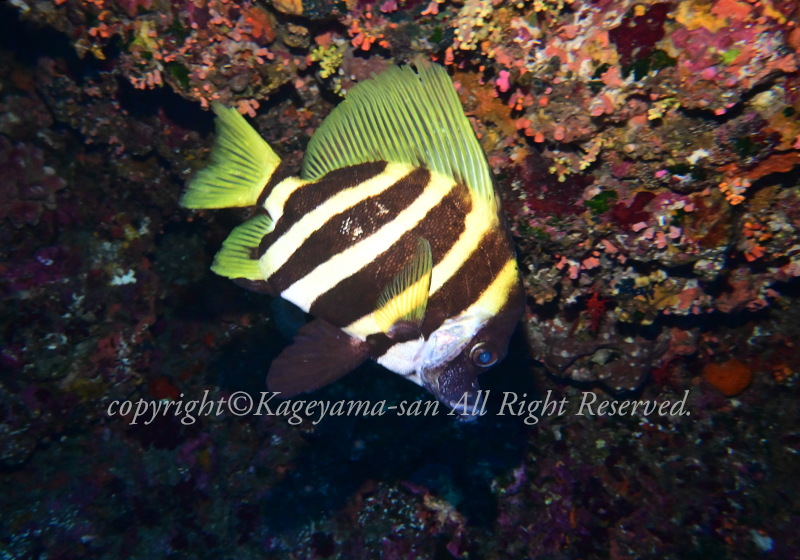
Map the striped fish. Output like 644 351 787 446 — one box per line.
180 59 525 418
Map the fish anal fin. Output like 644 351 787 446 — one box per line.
374 237 432 339
267 318 369 397
211 214 273 280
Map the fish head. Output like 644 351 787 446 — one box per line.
418 284 525 420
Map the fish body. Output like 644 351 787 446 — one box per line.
181 60 525 418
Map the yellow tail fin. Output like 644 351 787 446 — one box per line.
181 102 281 209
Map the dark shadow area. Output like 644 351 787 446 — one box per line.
116 77 215 136
165 273 273 323
748 163 800 199
210 326 285 397
155 209 213 241
0 3 103 81
253 80 306 118
682 75 783 125
774 275 800 297
242 325 536 532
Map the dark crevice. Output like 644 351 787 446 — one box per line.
116 76 215 135
681 74 785 125
253 80 306 117
0 3 100 83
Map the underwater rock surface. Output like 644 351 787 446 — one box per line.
1 0 800 557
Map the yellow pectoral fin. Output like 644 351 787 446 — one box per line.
374 237 432 339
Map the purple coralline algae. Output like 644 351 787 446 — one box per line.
0 137 67 228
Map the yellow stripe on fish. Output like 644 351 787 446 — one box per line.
260 162 416 282
280 171 456 312
179 58 526 416
342 185 498 340
263 176 310 224
429 191 498 295
465 258 521 319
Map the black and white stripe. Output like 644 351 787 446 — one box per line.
257 162 518 357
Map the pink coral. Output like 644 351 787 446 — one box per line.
497 70 511 93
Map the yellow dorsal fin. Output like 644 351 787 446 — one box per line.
302 59 498 211
211 214 273 280
374 238 433 338
181 103 281 209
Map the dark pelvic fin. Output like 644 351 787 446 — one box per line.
267 318 369 397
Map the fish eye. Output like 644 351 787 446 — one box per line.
471 343 498 367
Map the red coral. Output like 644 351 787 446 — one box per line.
651 358 680 389
514 153 593 217
586 292 608 332
609 3 671 66
609 191 655 230
149 376 181 401
243 6 277 45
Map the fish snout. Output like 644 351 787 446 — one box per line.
422 365 485 421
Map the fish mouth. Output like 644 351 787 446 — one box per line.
421 366 484 422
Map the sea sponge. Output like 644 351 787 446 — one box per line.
703 359 753 396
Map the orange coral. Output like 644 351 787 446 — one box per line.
773 365 793 384
272 0 303 15
347 10 389 52
244 6 277 43
454 71 516 137
718 177 750 205
745 152 800 181
703 359 753 396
